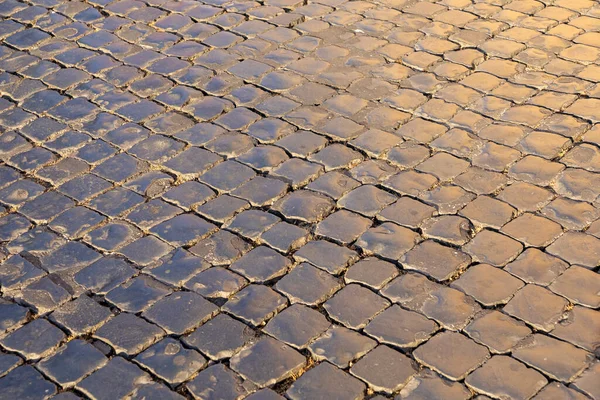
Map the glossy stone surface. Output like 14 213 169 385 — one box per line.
0 0 597 396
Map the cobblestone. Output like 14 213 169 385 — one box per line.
0 0 599 398
134 337 206 386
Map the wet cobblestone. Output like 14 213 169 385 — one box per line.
0 0 599 398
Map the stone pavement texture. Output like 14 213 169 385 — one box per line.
0 0 599 398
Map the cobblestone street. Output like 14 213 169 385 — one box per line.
0 0 599 398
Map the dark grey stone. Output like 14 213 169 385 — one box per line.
74 257 136 295
0 254 45 291
37 339 107 388
143 292 219 335
1 319 65 360
183 313 253 360
39 242 101 273
105 275 171 313
230 336 306 387
50 296 112 335
76 357 150 400
286 362 366 400
0 301 29 336
230 246 291 283
150 214 217 247
223 284 287 327
0 366 56 400
185 266 248 299
186 364 248 400
49 207 106 239
84 221 142 252
134 337 206 386
0 214 31 242
93 313 164 356
145 248 210 287
264 304 330 349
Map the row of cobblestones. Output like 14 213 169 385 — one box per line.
0 0 599 398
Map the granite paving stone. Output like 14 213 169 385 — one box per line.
142 291 218 335
223 284 287 327
512 334 593 383
420 215 472 246
356 222 421 261
350 345 417 394
543 198 599 231
571 361 600 400
196 194 250 223
338 185 397 217
149 214 217 247
286 362 366 400
365 305 438 349
400 240 470 281
105 275 171 313
532 382 590 400
37 339 107 388
465 310 532 355
378 197 436 229
550 305 600 353
118 235 173 266
260 221 309 253
308 325 376 368
271 190 334 223
305 170 360 199
504 284 569 332
315 209 372 245
0 353 21 378
0 318 65 360
188 229 251 266
229 336 306 387
549 265 600 308
465 356 548 400
144 248 208 288
124 171 174 198
264 303 330 349
413 331 490 381
0 366 56 400
93 313 164 356
230 245 291 283
397 369 472 400
76 357 151 400
127 382 186 400
48 207 106 239
73 256 136 294
504 248 569 286
184 313 254 360
546 232 600 268
134 337 206 386
16 276 72 314
382 272 480 331
0 254 46 291
49 295 112 336
186 364 248 400
451 263 524 306
231 176 289 207
275 262 342 305
344 258 398 290
324 283 390 330
0 0 598 396
224 209 280 240
245 389 285 400
7 226 66 257
200 161 254 192
464 229 524 267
